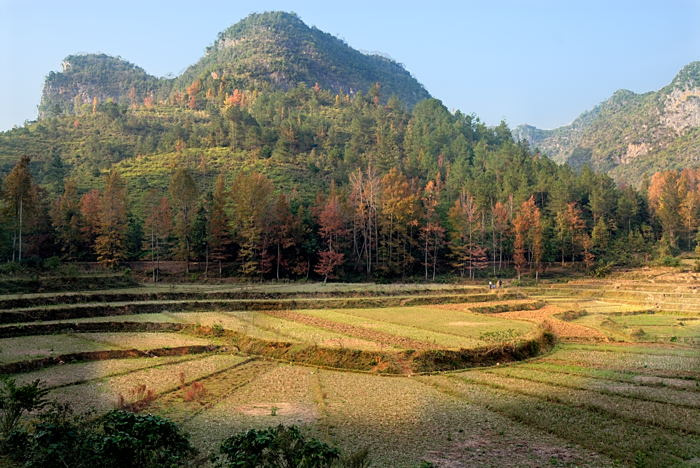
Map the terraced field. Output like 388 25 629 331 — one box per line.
0 271 697 466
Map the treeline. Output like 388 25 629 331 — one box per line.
2 151 698 280
2 84 699 279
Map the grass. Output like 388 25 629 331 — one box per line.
485 365 700 408
0 271 698 466
420 373 700 466
287 306 535 349
76 331 218 349
46 354 248 412
0 334 120 363
12 355 199 388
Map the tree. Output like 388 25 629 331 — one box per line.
648 171 682 247
491 201 509 272
2 156 37 262
565 202 586 263
448 190 483 278
349 166 380 275
230 172 274 278
208 174 231 277
169 168 198 273
513 210 528 280
512 196 542 279
268 194 298 280
314 190 348 283
420 177 444 281
51 179 84 260
95 170 128 268
80 189 102 256
378 168 418 276
191 204 209 270
143 193 172 282
591 216 610 256
679 187 699 251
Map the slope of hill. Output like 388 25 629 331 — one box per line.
38 54 169 118
514 62 700 184
38 11 430 119
172 12 430 107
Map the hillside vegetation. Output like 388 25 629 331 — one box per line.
514 61 700 185
38 11 430 120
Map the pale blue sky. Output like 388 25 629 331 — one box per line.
1 1 699 131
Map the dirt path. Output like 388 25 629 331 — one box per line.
263 310 436 350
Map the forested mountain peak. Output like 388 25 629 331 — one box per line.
513 61 700 185
668 61 700 90
39 54 164 118
172 11 430 106
38 11 431 119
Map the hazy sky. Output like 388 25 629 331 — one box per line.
1 0 699 131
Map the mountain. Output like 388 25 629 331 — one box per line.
172 12 430 106
39 54 168 118
38 12 430 118
513 62 700 185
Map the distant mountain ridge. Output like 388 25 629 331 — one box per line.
38 11 430 118
513 62 700 184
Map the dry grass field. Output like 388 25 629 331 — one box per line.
0 267 698 466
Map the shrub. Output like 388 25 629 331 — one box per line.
98 410 196 467
0 377 49 440
479 329 520 344
116 384 157 412
557 309 588 321
212 323 225 336
339 448 372 468
652 256 681 267
15 406 196 468
183 382 207 402
43 256 61 271
215 425 340 468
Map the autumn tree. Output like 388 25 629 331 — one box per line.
491 200 510 272
420 176 445 281
50 179 84 259
648 171 682 247
95 170 128 268
314 190 349 283
512 196 543 280
169 168 199 273
79 189 102 257
556 202 586 264
268 194 299 280
378 168 418 276
2 156 37 262
143 191 172 282
679 169 700 250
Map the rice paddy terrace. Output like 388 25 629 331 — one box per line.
0 271 698 467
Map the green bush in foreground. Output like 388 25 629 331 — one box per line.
5 403 196 468
215 425 340 468
0 377 367 468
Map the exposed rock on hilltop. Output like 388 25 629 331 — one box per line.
514 62 700 184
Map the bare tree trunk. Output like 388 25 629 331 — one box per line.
18 198 22 262
151 229 156 283
276 242 281 281
205 245 209 279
